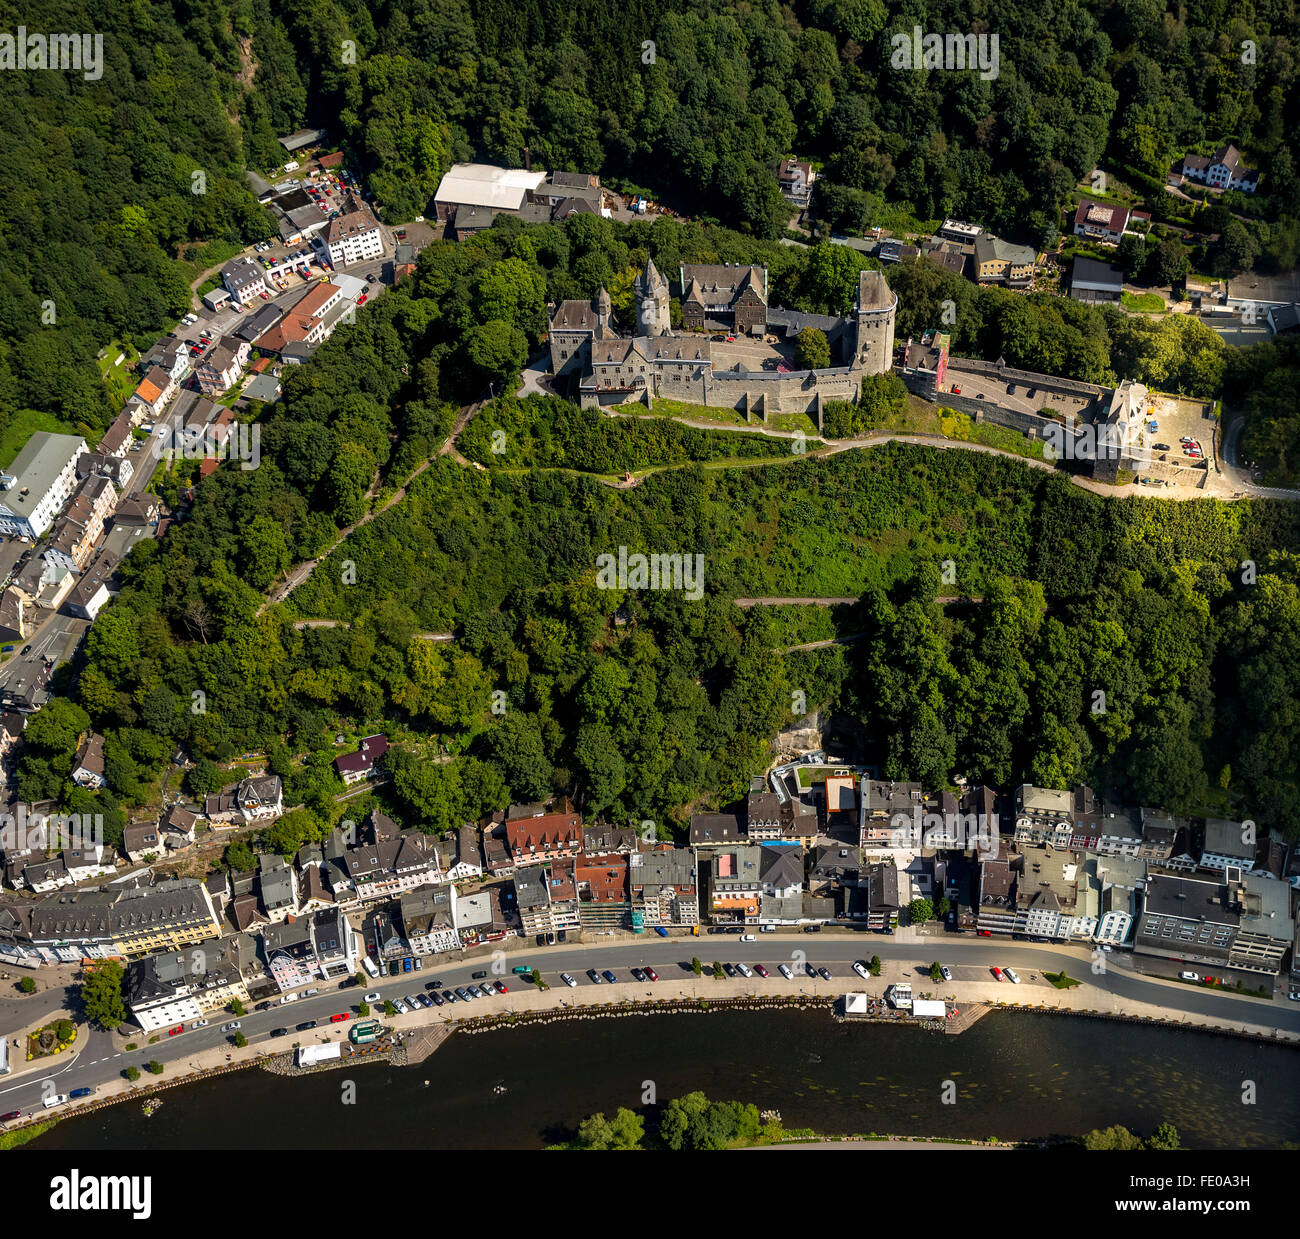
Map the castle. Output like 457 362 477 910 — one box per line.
547 260 897 426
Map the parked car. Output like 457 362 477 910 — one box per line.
405 995 422 1009
778 964 793 980
43 1094 69 1109
853 960 871 980
1004 968 1020 984
190 1019 209 1029
940 966 953 982
588 969 603 984
1153 443 1171 452
804 963 817 978
392 999 409 1014
270 1028 288 1038
69 1087 94 1099
736 962 753 978
817 966 832 981
740 933 756 942
168 1024 184 1036
753 964 768 977
296 1020 317 1031
601 970 618 984
222 1022 241 1032
722 963 738 977
0 1111 21 1121
426 978 444 989
494 981 508 994
429 991 445 1007
644 966 659 982
1178 971 1199 981
363 991 381 1003
561 973 578 988
630 967 647 982
655 926 669 938
991 967 1004 981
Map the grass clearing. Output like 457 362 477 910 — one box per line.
1121 291 1166 313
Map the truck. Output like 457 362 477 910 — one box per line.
1203 304 1235 317
349 1020 381 1045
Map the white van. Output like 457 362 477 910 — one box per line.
43 1094 68 1109
279 992 299 1005
361 956 380 978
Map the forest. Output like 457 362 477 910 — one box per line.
5 2 1300 850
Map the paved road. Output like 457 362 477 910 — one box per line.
2 935 1292 1120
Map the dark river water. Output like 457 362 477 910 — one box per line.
28 1010 1300 1149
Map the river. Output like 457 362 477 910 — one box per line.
29 1010 1300 1149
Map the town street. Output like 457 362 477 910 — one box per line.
2 934 1295 1124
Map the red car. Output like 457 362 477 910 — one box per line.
329 1013 349 1023
753 964 769 978
494 980 508 994
168 1024 184 1036
356 293 368 305
952 385 963 395
644 966 659 982
1 1110 22 1122
991 967 1004 981
977 930 992 937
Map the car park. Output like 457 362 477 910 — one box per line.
561 973 578 987
363 992 381 1003
644 966 659 982
601 970 618 984
778 964 793 980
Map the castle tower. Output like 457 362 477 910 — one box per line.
635 258 670 336
854 269 898 374
596 286 615 338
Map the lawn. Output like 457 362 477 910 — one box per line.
97 338 141 410
938 409 1046 461
646 399 749 428
1121 291 1166 313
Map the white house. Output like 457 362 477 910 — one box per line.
325 208 384 268
0 433 87 540
1181 145 1259 193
